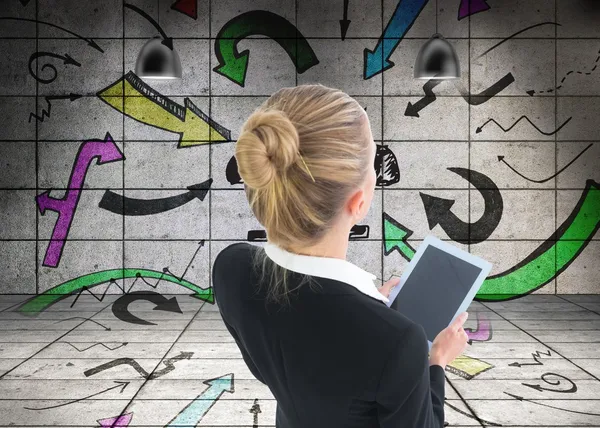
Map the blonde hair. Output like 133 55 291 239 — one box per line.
235 84 371 305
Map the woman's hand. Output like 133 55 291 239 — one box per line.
378 276 401 298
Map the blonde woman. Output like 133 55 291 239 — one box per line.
212 84 469 427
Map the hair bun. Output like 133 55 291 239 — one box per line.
235 109 301 189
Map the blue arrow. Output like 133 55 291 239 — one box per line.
364 0 430 79
166 373 234 426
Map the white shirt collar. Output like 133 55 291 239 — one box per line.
263 241 389 304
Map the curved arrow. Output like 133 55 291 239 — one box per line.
454 72 515 105
0 17 103 52
419 168 503 244
213 10 319 86
458 0 490 20
124 3 174 49
477 22 561 59
98 71 230 148
99 179 212 215
171 0 197 20
522 372 577 393
404 79 443 117
504 391 600 417
383 181 600 301
476 115 572 136
464 311 492 344
112 291 182 326
15 268 214 315
167 373 234 426
498 144 593 184
28 51 81 84
23 381 129 410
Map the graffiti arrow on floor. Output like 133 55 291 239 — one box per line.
522 372 577 393
23 381 129 410
249 399 261 428
384 180 600 300
508 350 552 367
112 291 183 326
84 351 193 379
419 168 503 244
464 311 492 344
504 391 600 417
99 179 212 216
166 373 234 426
213 10 319 86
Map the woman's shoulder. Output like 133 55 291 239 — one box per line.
214 242 255 267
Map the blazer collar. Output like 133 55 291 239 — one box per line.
264 241 389 304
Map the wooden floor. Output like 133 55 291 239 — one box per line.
0 293 599 427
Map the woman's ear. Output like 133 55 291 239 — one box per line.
347 187 366 221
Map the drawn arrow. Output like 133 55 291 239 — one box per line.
464 311 492 344
476 115 572 136
458 0 490 20
28 51 81 84
477 22 561 59
404 79 443 117
213 10 319 87
99 179 212 215
384 181 600 301
340 0 351 40
419 167 503 244
0 17 103 52
248 225 370 242
166 373 234 426
16 268 214 315
37 132 124 268
29 93 82 123
498 143 593 183
508 350 552 367
522 372 577 393
84 351 193 379
98 71 230 148
112 291 183 326
61 341 128 352
375 144 401 186
528 48 600 95
170 0 197 20
124 3 174 49
226 155 242 185
454 72 515 105
503 391 600 417
55 317 111 330
249 399 261 428
97 412 133 427
443 399 501 426
364 0 429 79
23 381 129 410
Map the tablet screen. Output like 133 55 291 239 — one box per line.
390 245 483 342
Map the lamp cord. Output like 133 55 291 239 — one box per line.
435 0 438 34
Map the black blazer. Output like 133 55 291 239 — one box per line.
212 242 445 427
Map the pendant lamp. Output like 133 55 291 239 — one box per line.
414 0 460 79
135 37 182 80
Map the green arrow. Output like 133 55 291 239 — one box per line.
382 180 600 301
16 268 214 315
213 10 319 86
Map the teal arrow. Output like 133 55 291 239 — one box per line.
382 180 600 301
166 373 234 426
213 10 319 86
16 268 214 315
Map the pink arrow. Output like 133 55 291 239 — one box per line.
464 311 492 343
37 132 124 267
97 411 133 427
458 0 490 20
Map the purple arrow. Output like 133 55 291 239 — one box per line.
37 132 124 267
464 312 492 343
97 411 133 427
458 0 490 20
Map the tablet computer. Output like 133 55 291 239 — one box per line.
386 235 493 349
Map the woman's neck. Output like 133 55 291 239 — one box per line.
289 222 350 260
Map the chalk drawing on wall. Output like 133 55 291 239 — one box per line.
375 144 401 186
29 94 82 123
476 115 573 136
28 51 81 84
476 22 561 59
384 180 600 300
457 0 490 20
419 168 503 244
247 225 370 242
226 156 243 185
37 132 124 268
171 0 198 20
124 3 175 50
498 143 593 183
98 71 231 148
213 10 320 87
112 291 183 326
340 0 351 40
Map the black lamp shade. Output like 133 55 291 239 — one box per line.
135 37 182 79
414 33 460 79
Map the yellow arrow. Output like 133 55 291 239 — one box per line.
98 71 230 148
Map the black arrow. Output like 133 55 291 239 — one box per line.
99 179 212 216
454 72 515 105
405 79 444 117
508 350 551 367
28 52 81 84
504 391 600 416
61 341 128 352
226 156 242 185
83 351 193 379
340 0 351 40
476 22 560 59
0 17 103 52
124 3 174 49
112 291 183 326
419 168 503 244
477 115 572 136
29 93 82 123
23 381 129 410
498 143 593 183
375 144 400 186
249 398 261 428
248 225 369 242
522 372 577 393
